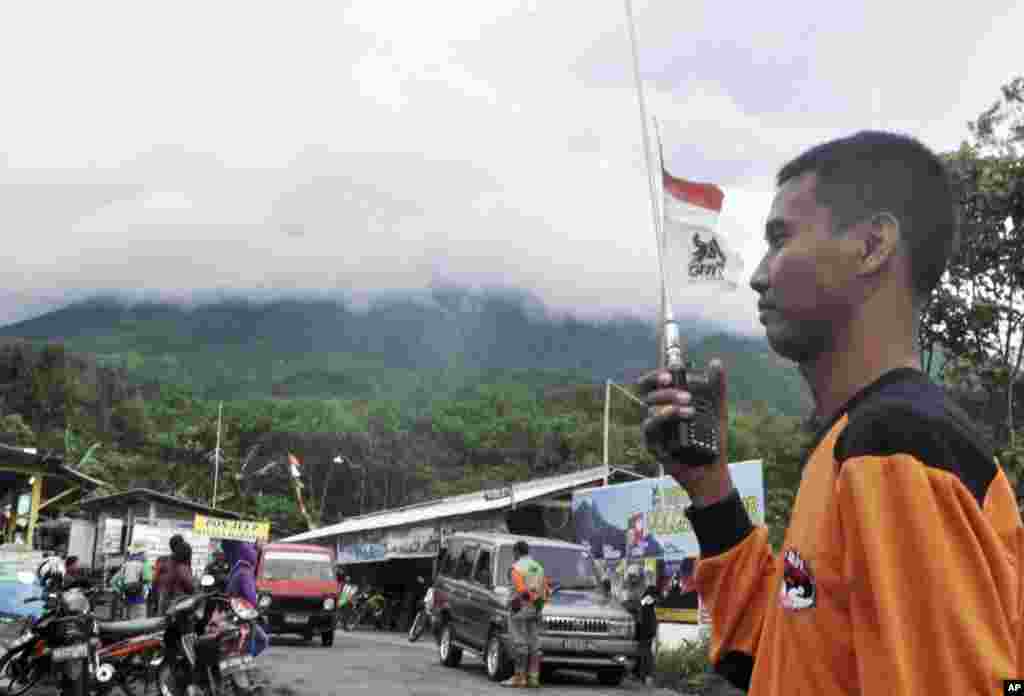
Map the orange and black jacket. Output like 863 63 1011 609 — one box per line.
688 367 1024 695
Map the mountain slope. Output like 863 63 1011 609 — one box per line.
0 288 811 417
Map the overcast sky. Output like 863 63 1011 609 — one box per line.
1 0 1020 336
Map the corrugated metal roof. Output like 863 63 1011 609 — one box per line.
280 466 610 543
78 488 242 518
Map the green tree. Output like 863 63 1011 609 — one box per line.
924 78 1024 454
0 413 35 446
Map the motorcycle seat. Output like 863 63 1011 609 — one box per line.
97 616 168 637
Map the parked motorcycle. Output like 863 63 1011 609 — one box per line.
342 589 393 632
154 574 262 696
0 570 97 696
91 621 165 696
407 586 435 643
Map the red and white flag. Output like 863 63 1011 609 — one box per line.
287 453 302 481
662 168 743 290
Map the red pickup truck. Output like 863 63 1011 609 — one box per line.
255 543 340 646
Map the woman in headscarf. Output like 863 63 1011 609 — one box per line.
222 540 268 657
157 534 195 614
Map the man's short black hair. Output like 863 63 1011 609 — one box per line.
777 130 959 304
513 541 529 556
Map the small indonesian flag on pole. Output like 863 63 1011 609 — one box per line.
287 453 302 481
662 168 743 290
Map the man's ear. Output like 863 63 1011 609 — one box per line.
855 212 901 277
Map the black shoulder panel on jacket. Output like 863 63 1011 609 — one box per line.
833 376 996 508
713 651 753 692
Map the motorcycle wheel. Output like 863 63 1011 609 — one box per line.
0 648 44 696
408 612 427 643
57 659 87 696
343 609 361 632
157 660 188 696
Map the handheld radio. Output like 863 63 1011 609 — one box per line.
658 320 720 466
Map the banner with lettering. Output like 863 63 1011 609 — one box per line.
571 460 763 562
193 515 270 543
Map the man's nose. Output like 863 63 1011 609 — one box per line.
749 255 769 295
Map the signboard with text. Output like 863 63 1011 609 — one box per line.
193 515 270 543
572 460 764 624
572 460 764 563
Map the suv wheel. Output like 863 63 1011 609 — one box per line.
438 624 463 668
597 668 625 686
485 633 513 682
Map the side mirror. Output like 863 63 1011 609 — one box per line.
201 574 215 588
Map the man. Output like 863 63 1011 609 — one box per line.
621 564 657 686
204 548 230 593
112 545 149 619
147 555 164 617
634 582 659 687
640 131 1022 694
62 555 93 591
502 540 550 689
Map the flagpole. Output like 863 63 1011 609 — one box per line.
212 401 222 508
623 0 672 346
653 117 668 370
622 0 663 309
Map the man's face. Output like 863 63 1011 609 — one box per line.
750 172 860 364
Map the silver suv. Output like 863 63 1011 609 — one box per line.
432 532 638 686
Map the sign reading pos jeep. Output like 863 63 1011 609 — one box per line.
193 514 270 543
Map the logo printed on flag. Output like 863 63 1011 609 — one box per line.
662 169 742 289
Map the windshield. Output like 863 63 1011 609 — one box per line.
497 545 600 590
261 552 335 582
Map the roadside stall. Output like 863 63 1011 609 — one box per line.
75 489 244 581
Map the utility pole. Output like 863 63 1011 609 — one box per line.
212 401 222 508
603 380 612 486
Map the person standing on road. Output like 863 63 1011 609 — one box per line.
639 131 1024 695
621 565 657 686
502 540 550 689
112 545 150 619
634 581 658 687
157 534 195 614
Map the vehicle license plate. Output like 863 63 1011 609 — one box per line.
561 639 592 652
52 643 89 662
284 613 307 625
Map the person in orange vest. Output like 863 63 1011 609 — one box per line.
503 541 551 689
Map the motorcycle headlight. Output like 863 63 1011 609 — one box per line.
230 598 260 621
258 594 272 609
324 597 336 611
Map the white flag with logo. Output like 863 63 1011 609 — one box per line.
662 168 743 290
